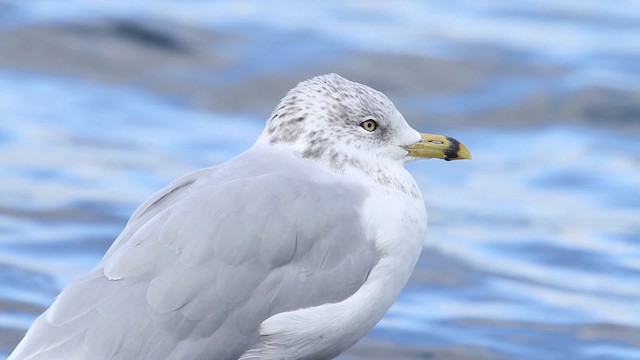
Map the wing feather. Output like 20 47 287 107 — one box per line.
10 151 379 360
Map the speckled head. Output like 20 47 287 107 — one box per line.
258 74 422 172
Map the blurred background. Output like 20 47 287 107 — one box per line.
0 1 639 359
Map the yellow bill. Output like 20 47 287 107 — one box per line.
403 133 472 161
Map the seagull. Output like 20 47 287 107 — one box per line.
10 74 471 360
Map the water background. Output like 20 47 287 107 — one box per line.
0 1 639 359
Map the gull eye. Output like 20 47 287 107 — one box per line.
360 119 378 132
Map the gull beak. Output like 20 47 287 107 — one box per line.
403 133 472 161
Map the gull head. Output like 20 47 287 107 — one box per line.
258 74 471 172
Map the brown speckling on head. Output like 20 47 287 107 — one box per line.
258 73 422 197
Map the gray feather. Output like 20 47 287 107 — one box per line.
11 149 379 360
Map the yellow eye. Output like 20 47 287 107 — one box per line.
360 119 378 132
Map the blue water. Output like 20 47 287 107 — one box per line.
1 1 639 359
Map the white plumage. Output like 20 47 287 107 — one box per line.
10 74 470 359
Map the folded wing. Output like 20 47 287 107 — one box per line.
10 152 378 360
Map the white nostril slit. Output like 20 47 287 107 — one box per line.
429 140 444 145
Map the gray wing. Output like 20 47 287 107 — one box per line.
10 152 379 360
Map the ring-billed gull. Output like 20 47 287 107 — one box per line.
10 74 471 360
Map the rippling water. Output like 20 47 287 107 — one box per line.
1 1 639 359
